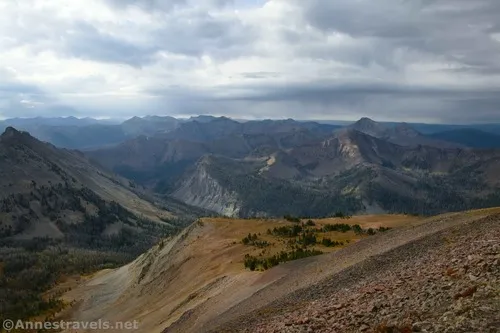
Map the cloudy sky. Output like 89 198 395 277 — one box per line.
1 0 499 123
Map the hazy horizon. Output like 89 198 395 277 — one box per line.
3 114 500 126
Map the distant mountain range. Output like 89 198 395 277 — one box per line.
347 117 462 148
83 117 500 217
4 115 500 217
2 115 500 149
0 116 111 128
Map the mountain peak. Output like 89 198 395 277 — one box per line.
123 116 143 123
1 126 22 139
349 117 387 137
353 117 379 127
212 116 238 124
1 126 46 150
358 117 376 122
189 115 218 123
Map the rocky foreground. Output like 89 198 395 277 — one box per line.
220 214 500 333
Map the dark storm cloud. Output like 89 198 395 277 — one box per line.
0 70 43 106
2 0 255 68
298 0 500 39
195 0 500 122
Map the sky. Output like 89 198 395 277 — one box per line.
0 0 500 123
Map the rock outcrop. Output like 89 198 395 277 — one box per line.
172 158 242 216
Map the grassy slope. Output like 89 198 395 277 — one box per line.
60 214 421 333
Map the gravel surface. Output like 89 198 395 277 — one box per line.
208 213 500 333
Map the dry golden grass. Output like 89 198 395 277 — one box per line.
202 214 422 265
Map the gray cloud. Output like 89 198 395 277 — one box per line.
105 0 233 11
0 0 499 123
151 8 256 59
67 3 255 66
297 0 500 72
61 23 159 66
105 0 188 11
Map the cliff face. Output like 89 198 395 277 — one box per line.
171 161 242 217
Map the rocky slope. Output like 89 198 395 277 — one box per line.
209 209 500 333
62 209 500 333
171 157 242 216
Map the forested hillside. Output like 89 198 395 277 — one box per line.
0 127 196 324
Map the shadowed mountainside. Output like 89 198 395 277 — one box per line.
429 128 500 148
0 127 201 323
88 118 500 217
